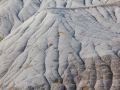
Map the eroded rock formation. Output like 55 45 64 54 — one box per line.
0 0 120 90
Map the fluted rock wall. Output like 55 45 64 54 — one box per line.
0 0 120 90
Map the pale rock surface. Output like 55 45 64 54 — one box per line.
0 0 120 90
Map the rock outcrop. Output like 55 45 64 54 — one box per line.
0 0 120 90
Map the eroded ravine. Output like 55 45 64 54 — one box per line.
0 0 120 90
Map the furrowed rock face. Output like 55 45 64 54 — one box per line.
0 0 120 90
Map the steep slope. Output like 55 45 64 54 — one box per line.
0 0 40 38
0 0 120 90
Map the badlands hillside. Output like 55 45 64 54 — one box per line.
0 0 120 90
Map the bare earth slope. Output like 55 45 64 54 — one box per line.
0 0 120 90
